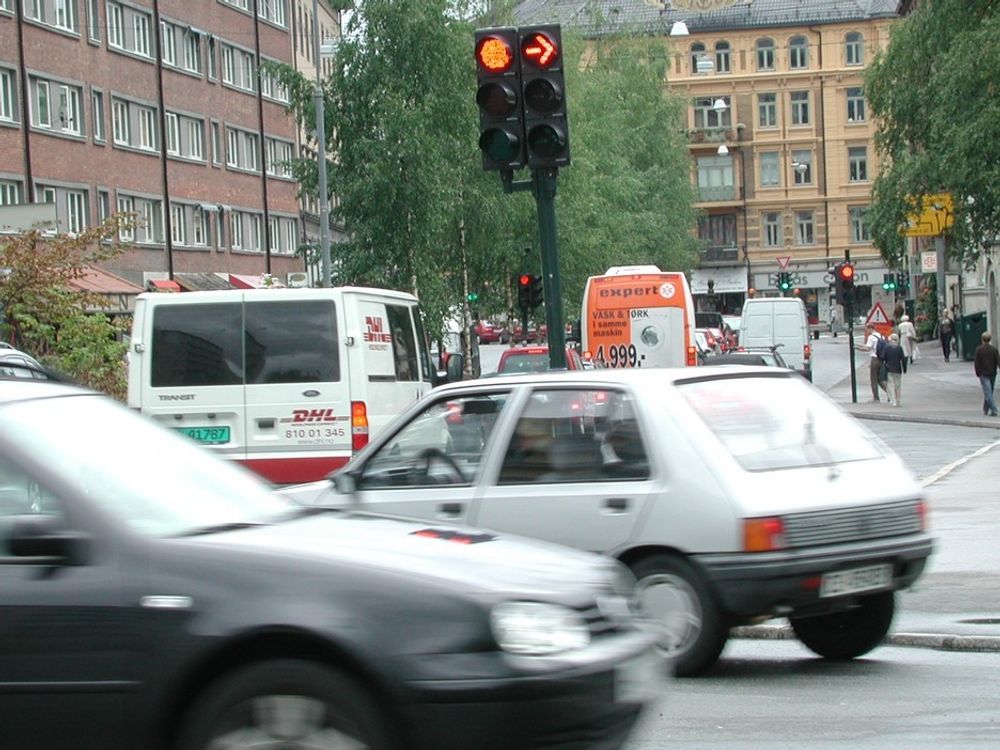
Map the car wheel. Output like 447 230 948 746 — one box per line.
175 659 398 750
790 591 895 660
630 554 729 677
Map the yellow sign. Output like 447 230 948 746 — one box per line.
903 193 954 237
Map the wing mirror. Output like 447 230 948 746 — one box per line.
3 515 90 565
333 470 358 496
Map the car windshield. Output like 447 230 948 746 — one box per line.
1 395 297 537
677 375 884 471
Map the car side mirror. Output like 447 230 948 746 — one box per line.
4 515 90 565
333 470 358 496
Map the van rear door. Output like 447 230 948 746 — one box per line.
242 292 351 484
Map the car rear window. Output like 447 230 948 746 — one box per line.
498 353 549 374
677 375 884 471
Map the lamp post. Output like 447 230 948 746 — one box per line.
312 0 333 287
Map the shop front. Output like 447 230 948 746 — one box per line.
690 267 748 316
752 261 890 327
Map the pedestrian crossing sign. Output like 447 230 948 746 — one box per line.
866 302 893 337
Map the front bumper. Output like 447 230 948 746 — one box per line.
399 630 663 750
694 533 934 619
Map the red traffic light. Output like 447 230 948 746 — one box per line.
519 274 531 286
521 32 559 68
476 35 514 73
837 263 856 282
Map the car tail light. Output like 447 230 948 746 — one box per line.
445 401 463 425
743 516 786 552
351 401 369 451
686 345 697 366
917 499 929 530
804 343 811 361
595 390 608 404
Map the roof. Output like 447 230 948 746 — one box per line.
175 272 234 292
513 0 899 35
66 266 144 295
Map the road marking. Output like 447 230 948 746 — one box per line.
921 437 1000 487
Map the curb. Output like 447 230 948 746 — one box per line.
844 412 1000 429
731 624 1000 653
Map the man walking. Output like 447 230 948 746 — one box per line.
856 323 886 402
939 307 955 362
830 307 839 338
974 331 1000 417
882 333 906 407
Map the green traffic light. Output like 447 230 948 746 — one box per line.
467 292 479 302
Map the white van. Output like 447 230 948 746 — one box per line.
127 287 435 484
739 297 812 380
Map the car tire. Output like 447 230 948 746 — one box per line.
175 659 398 750
790 591 895 660
630 554 729 677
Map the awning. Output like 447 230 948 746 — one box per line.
175 272 233 292
690 267 749 295
148 279 182 292
229 273 284 289
66 266 144 313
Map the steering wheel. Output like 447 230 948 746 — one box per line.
417 448 466 485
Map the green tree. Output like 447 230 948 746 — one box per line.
0 216 133 399
865 0 1000 265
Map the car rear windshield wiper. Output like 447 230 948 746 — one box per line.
174 521 269 538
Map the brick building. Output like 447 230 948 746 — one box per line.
0 0 306 288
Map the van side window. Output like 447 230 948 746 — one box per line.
412 311 434 383
386 304 418 382
245 300 339 384
152 303 243 387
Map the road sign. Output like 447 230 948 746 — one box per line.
920 250 938 273
866 302 893 338
904 193 954 237
776 256 791 270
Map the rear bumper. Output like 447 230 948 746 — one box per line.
694 534 934 619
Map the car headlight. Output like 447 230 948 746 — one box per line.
490 601 591 656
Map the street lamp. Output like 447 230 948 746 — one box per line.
712 98 728 112
670 20 690 36
717 144 729 155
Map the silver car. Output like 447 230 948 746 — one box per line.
282 367 934 676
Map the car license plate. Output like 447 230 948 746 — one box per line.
174 426 230 445
819 563 892 598
614 650 665 704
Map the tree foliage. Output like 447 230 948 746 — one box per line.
865 0 1000 264
272 0 695 329
0 217 133 399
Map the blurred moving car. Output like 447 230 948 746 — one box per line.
473 320 508 344
282 367 934 677
496 344 585 373
704 347 791 369
0 379 663 750
0 346 63 381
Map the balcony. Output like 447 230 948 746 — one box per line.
697 185 736 202
688 127 735 144
699 244 740 264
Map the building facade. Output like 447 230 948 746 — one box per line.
0 0 304 288
515 0 902 325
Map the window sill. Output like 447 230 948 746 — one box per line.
108 45 155 66
167 153 208 166
30 126 87 143
0 118 21 129
22 18 82 41
226 165 262 176
221 81 256 97
112 142 160 158
163 64 205 82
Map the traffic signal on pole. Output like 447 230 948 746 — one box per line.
466 291 479 303
517 273 531 310
882 273 897 292
778 272 792 292
475 28 525 171
896 272 909 293
835 262 856 305
518 25 570 169
528 274 544 308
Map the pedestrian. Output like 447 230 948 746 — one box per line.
973 331 1000 417
939 307 954 362
830 307 839 338
893 300 905 326
882 333 906 406
855 323 887 402
897 314 918 369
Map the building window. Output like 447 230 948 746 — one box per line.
850 206 871 243
139 198 163 243
56 84 81 134
757 93 777 128
134 12 150 57
249 213 263 251
98 189 110 222
137 106 156 150
690 42 708 74
33 79 50 127
27 0 44 23
165 112 179 154
759 152 780 187
54 0 78 31
257 0 287 27
207 36 217 79
847 87 866 123
789 36 809 69
112 99 129 143
0 180 22 206
762 212 782 247
790 91 810 125
222 45 235 84
87 0 100 41
241 54 255 92
0 68 16 122
283 218 296 255
187 119 203 160
845 32 864 66
117 195 134 241
226 127 260 172
192 206 206 245
792 150 812 184
714 42 730 74
756 38 775 71
696 155 734 201
230 210 244 249
183 31 201 73
226 128 239 167
795 211 815 245
107 2 123 48
92 89 104 141
266 138 293 178
170 202 185 245
848 146 868 181
211 121 221 164
161 21 176 66
692 96 731 129
66 190 86 233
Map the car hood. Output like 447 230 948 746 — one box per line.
192 511 622 600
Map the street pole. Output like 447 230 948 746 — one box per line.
533 168 567 369
312 0 332 287
846 249 858 404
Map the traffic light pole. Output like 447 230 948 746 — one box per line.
534 168 567 369
846 250 858 404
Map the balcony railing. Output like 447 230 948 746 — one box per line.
697 185 736 202
688 127 734 143
699 244 740 262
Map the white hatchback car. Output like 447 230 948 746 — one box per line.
281 367 934 676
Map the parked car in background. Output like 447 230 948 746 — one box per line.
496 345 586 374
510 321 546 343
0 379 663 749
282 367 934 677
695 327 721 354
0 347 64 381
695 312 728 352
474 320 508 344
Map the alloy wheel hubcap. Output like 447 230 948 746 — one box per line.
635 573 702 656
208 695 366 750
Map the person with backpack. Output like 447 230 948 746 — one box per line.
856 324 888 402
881 333 906 406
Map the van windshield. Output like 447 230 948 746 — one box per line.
677 375 884 471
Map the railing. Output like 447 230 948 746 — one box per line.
697 185 736 202
688 127 734 143
699 244 740 262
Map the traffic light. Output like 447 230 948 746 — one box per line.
517 273 531 310
778 272 792 292
834 262 856 306
528 274 544 308
475 28 525 171
518 25 570 169
882 273 897 292
466 291 479 303
896 272 909 294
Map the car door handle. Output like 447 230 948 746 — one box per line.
438 502 463 518
604 497 629 512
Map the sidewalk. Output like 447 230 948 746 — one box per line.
825 334 1000 429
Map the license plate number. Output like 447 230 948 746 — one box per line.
614 650 664 704
174 426 231 445
819 563 892 598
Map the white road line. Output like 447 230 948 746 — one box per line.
920 437 1000 487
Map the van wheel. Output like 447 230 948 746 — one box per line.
630 554 729 677
790 591 895 660
175 659 398 750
